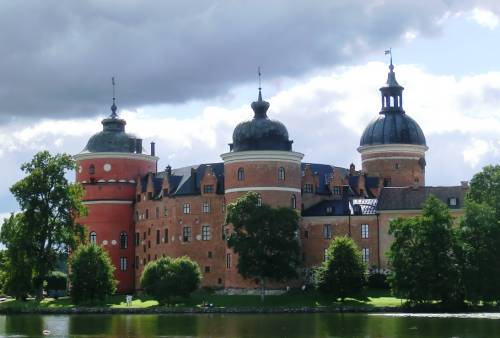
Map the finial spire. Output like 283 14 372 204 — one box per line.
257 66 262 101
110 76 117 118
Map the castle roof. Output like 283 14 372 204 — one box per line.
378 186 466 210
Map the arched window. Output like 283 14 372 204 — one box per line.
278 167 285 181
237 168 245 181
257 194 262 206
291 194 296 209
89 231 97 245
120 231 128 249
88 164 95 175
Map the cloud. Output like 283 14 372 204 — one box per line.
0 0 497 122
469 8 499 29
0 60 499 208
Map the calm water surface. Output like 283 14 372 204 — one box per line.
1 313 499 338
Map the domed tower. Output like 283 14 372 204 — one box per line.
74 90 158 293
221 83 304 288
358 60 427 188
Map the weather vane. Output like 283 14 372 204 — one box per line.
384 48 393 66
258 66 262 91
112 76 116 102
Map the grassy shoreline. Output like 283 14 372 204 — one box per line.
0 290 406 314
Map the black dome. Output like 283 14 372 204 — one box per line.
230 91 293 152
360 110 426 147
360 62 426 147
83 102 142 153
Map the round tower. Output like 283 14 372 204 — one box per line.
358 60 427 187
74 94 157 293
221 86 303 288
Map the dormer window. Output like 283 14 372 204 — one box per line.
333 186 341 196
203 185 214 193
147 192 153 200
278 167 285 181
448 197 458 207
304 184 313 193
326 206 334 214
163 188 168 196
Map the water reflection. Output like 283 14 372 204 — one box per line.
1 313 500 338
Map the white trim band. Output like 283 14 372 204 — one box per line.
221 150 304 164
74 152 158 163
225 186 301 193
362 156 421 163
83 200 133 205
357 144 428 155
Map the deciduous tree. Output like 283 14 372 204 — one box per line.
226 192 301 301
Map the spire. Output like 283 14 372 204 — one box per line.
110 76 118 118
251 66 270 118
380 49 404 112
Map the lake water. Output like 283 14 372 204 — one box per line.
1 313 500 337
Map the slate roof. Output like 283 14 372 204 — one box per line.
378 186 466 210
301 163 349 195
302 199 350 217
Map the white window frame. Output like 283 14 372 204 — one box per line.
361 224 369 239
202 225 211 241
362 248 369 263
202 202 210 213
120 257 127 271
183 203 191 214
323 224 332 239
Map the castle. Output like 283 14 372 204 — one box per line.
75 62 467 293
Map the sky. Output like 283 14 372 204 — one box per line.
1 0 500 223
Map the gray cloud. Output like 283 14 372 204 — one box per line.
0 0 487 122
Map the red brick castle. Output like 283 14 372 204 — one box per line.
75 62 466 293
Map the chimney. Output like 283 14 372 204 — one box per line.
150 142 156 157
349 163 355 176
135 138 143 154
461 181 469 189
165 165 172 178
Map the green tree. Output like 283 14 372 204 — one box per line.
140 256 202 305
459 165 500 303
314 236 366 301
388 195 462 305
226 192 301 301
0 213 33 299
0 151 86 300
69 244 117 304
46 271 68 298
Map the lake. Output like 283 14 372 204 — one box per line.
1 313 500 337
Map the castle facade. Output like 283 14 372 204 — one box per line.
75 63 466 293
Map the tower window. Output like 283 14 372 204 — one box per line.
237 168 245 181
120 257 127 271
120 231 128 249
89 231 97 245
256 194 262 206
362 248 370 263
394 163 400 170
164 228 168 243
156 229 160 245
278 167 285 181
135 232 139 247
88 164 95 175
291 194 296 209
323 224 332 239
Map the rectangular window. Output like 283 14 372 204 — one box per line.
155 207 160 219
202 202 210 213
208 251 213 258
205 266 211 273
143 231 146 240
164 228 168 243
203 185 214 193
449 197 457 206
304 184 313 193
383 178 392 187
163 207 168 217
303 230 309 239
183 227 192 242
120 257 127 271
362 248 370 263
202 225 211 241
145 209 149 219
135 232 140 247
361 224 369 239
323 224 332 239
148 240 151 249
183 203 191 214
333 186 341 195
156 229 160 245
143 245 146 253
226 253 231 269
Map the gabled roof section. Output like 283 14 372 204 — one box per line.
301 163 349 195
378 186 466 210
302 199 350 217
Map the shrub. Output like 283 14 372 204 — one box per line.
46 271 67 298
140 256 201 305
367 272 389 290
69 244 117 304
314 236 366 301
